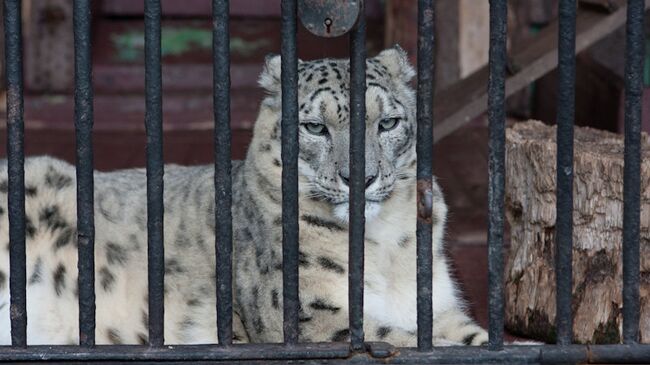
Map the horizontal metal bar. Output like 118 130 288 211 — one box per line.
0 343 351 362
3 344 650 364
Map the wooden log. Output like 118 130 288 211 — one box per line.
504 120 650 344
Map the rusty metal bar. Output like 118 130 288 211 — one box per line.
348 0 367 352
281 0 300 345
4 344 650 363
555 0 576 346
3 0 26 348
144 0 165 347
486 0 507 351
622 0 644 344
212 0 234 346
73 0 96 347
416 0 435 352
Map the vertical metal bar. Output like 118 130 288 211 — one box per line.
622 0 644 344
487 0 507 351
73 0 96 347
555 0 576 346
281 0 300 345
349 0 366 352
213 0 233 346
145 0 165 347
4 0 26 348
416 0 435 352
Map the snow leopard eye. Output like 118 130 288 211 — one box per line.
378 117 400 132
302 122 329 136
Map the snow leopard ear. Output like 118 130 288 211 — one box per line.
373 45 415 83
258 53 304 94
259 54 282 94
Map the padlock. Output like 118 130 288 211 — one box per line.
298 0 361 38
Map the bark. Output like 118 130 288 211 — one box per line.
504 120 650 344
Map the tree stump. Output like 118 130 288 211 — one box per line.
504 120 650 344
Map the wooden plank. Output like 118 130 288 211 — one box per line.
0 128 253 169
102 0 281 18
0 92 262 132
384 0 459 91
433 0 647 143
92 64 260 93
101 0 384 19
0 3 4 95
579 0 624 13
24 0 75 92
92 17 385 70
458 0 488 78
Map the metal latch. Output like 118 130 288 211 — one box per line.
298 0 361 38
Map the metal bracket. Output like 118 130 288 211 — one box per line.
298 0 360 38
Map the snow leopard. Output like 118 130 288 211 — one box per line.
0 46 488 346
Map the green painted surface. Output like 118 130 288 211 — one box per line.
111 26 270 62
643 39 650 87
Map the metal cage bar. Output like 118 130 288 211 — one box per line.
73 0 96 348
280 0 300 345
486 0 507 351
144 0 165 347
5 343 650 364
349 0 367 352
213 0 234 346
622 0 644 345
4 0 26 348
416 0 435 352
555 0 576 346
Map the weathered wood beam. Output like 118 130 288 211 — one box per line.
433 0 649 143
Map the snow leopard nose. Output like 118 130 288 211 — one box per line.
338 171 377 189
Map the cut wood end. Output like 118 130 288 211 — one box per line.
506 120 650 160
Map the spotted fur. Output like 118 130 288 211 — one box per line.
0 46 487 346
245 45 487 346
